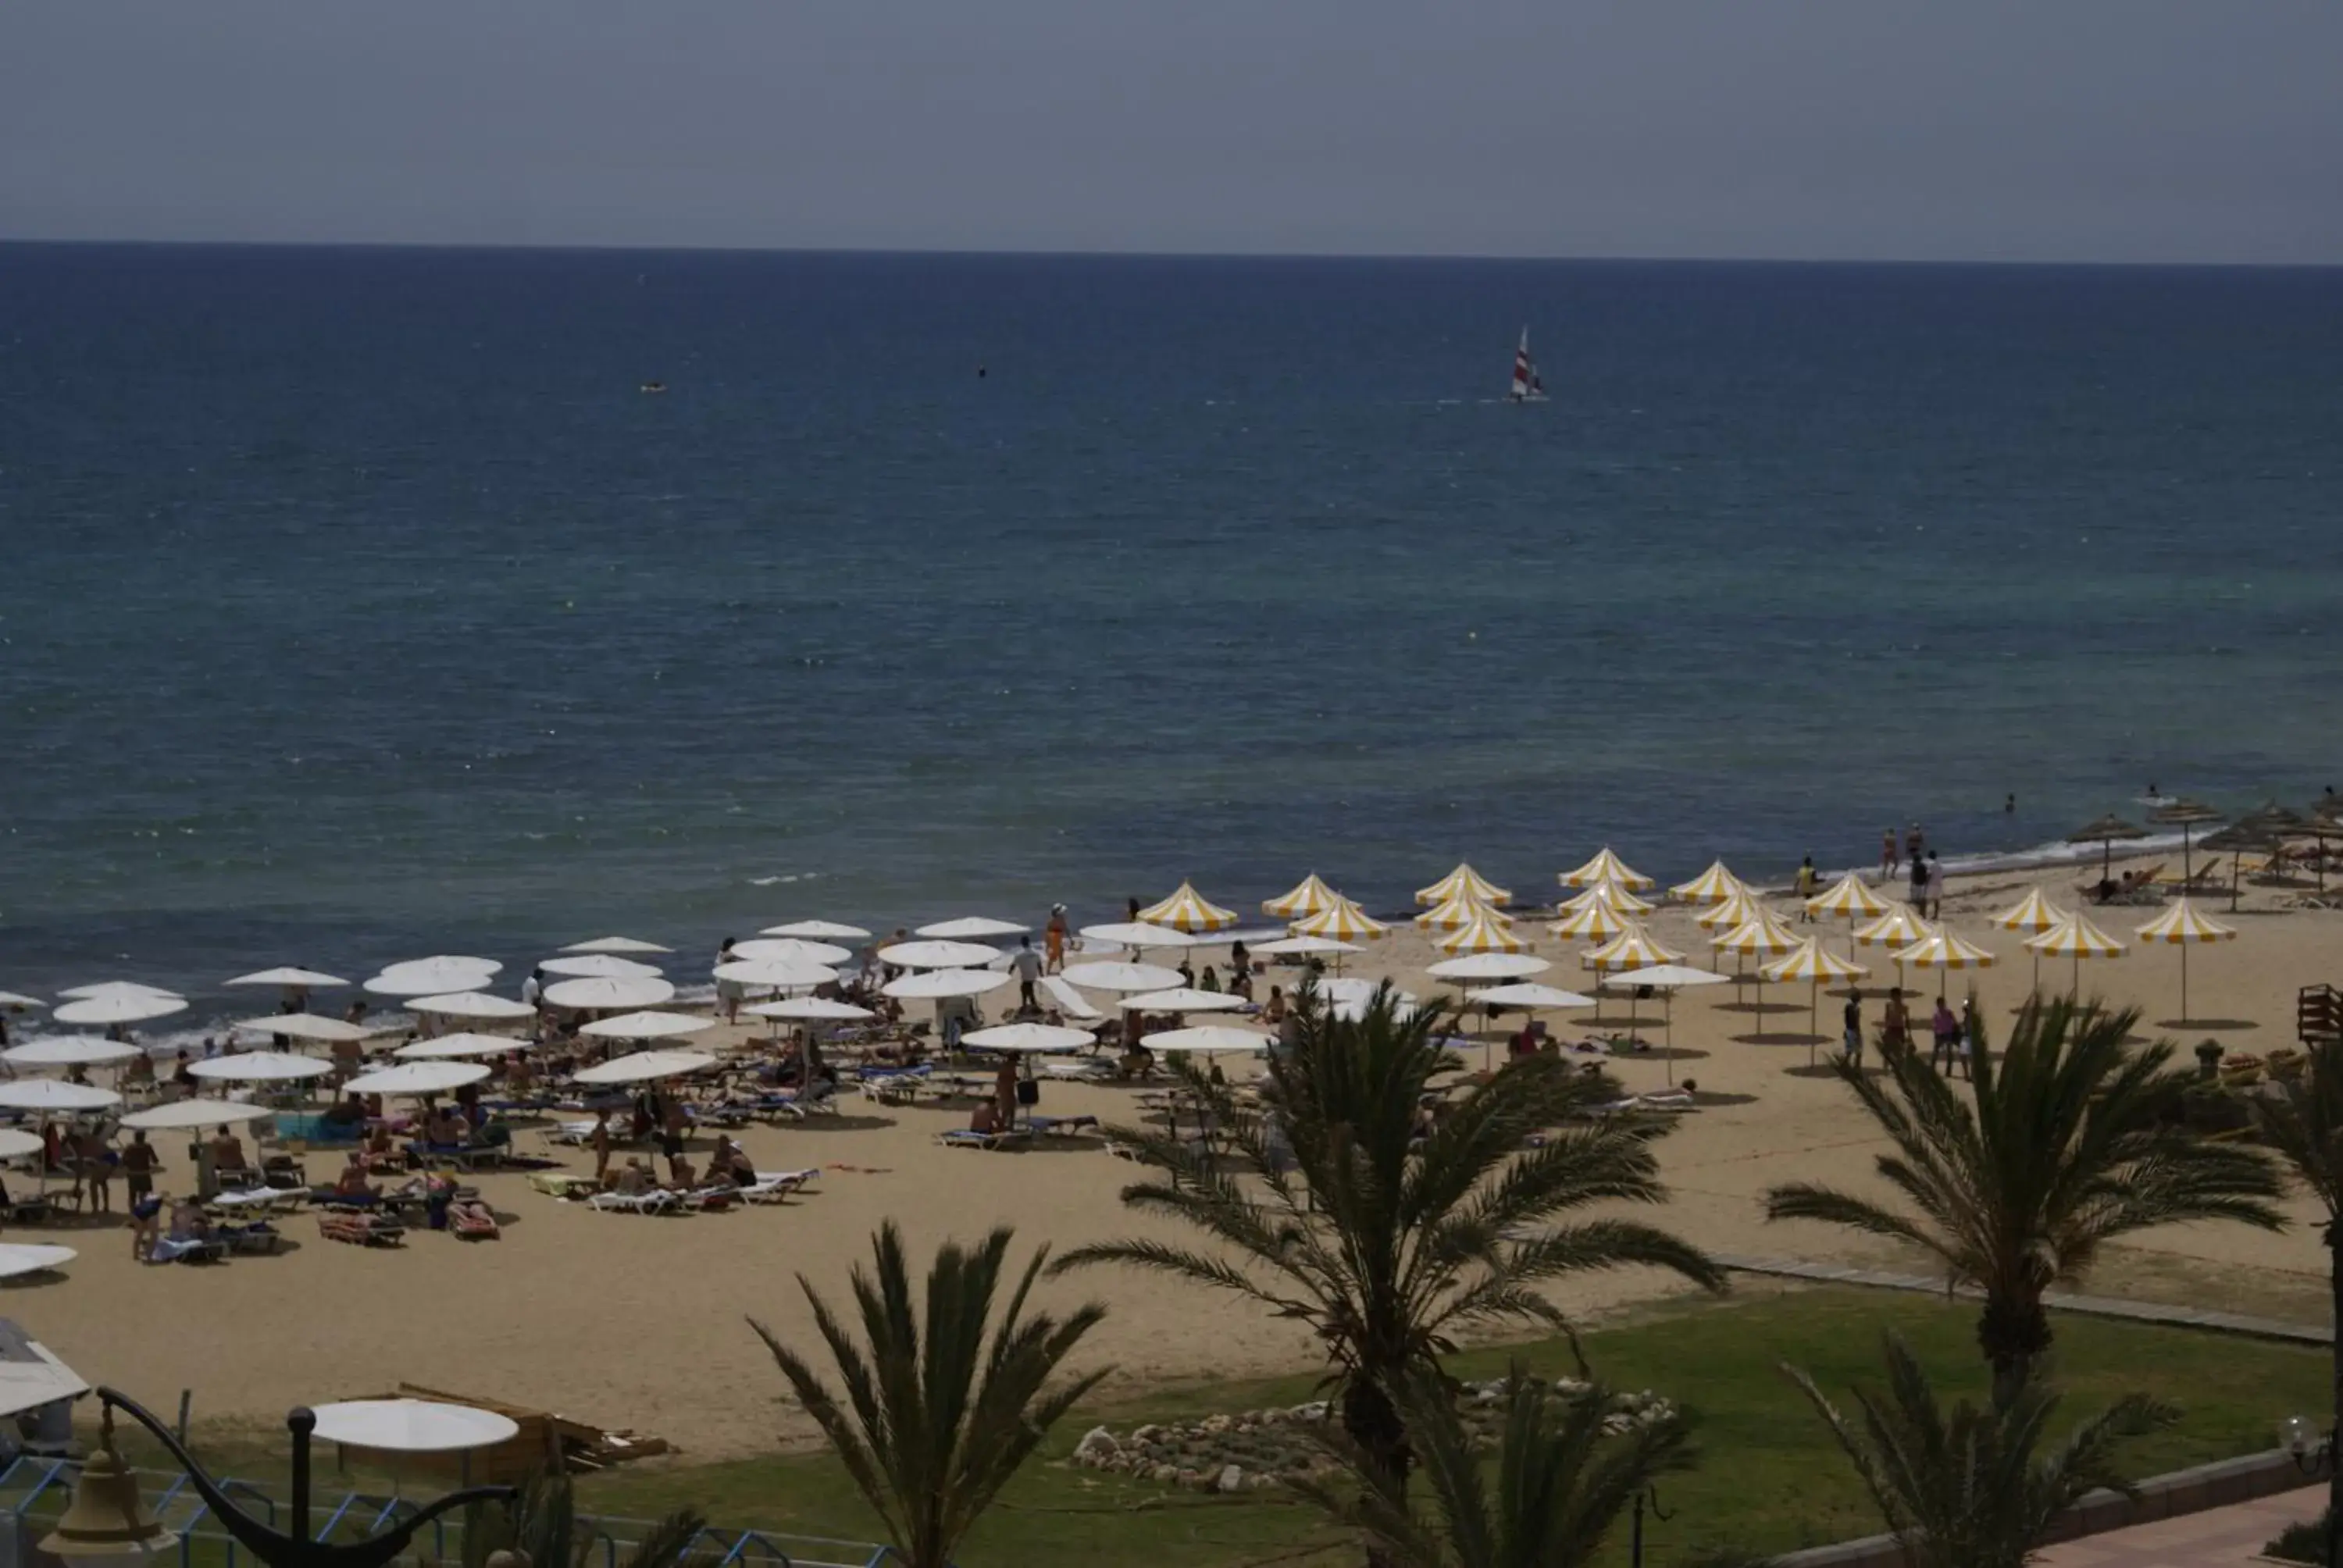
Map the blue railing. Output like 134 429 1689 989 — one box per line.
0 1459 886 1568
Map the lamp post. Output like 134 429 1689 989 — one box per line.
42 1388 521 1568
1628 1483 1672 1568
2281 1416 2336 1568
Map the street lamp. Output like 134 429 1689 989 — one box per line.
1628 1483 1673 1568
2281 1416 2335 1568
42 1389 521 1568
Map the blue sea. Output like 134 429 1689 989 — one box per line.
3 244 2341 1012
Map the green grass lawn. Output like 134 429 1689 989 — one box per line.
565 1285 2327 1567
62 1286 2328 1568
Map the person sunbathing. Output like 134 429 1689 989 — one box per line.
166 1199 214 1244
707 1135 754 1186
332 1155 380 1200
613 1158 653 1196
211 1128 251 1177
969 1099 1002 1135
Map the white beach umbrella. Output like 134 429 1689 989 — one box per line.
119 1099 276 1131
541 975 676 1011
225 967 350 989
1853 904 1935 950
879 939 1002 970
883 968 1012 1000
579 1010 713 1041
1414 893 1510 933
1559 848 1654 890
0 992 44 1009
1806 873 1891 957
365 958 501 997
2 1037 138 1068
1317 976 1419 1009
1289 896 1390 943
1079 922 1202 950
760 920 872 940
572 1049 719 1085
1428 953 1551 982
1436 907 1532 956
1471 982 1597 1010
1892 931 1998 998
1606 963 1729 1082
748 996 876 1023
0 1080 120 1111
730 937 855 967
2027 913 2131 997
394 1033 534 1060
1581 923 1684 974
916 916 1030 940
344 1061 490 1097
55 982 181 1001
1558 878 1657 917
1061 961 1184 994
1146 1025 1275 1054
962 1023 1096 1053
559 935 675 954
2135 896 2237 1022
1250 935 1362 959
537 954 664 980
0 1130 42 1160
1549 901 1629 943
409 990 540 1021
189 1051 333 1083
1120 987 1249 1014
230 1014 369 1043
1995 887 2072 989
53 991 187 1027
0 1245 75 1281
307 1399 520 1454
714 958 839 992
1693 887 1763 931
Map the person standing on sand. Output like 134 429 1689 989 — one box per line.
1842 987 1864 1067
1910 849 1928 911
1882 988 1910 1051
1010 936 1043 1013
1881 829 1899 879
715 938 742 1025
1796 856 1818 918
993 1055 1018 1131
1905 822 1926 868
1925 851 1944 919
1044 905 1068 973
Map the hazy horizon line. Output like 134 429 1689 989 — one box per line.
5 233 2338 274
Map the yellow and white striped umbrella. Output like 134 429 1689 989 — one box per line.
1581 921 1685 974
1415 863 1512 908
1547 901 1629 943
1806 872 1888 921
1711 908 1803 959
1291 895 1389 943
1263 873 1339 921
1559 878 1656 917
1853 903 1935 949
1762 939 1867 985
1138 881 1240 934
1414 893 1512 933
1559 848 1654 891
2027 912 2127 996
1893 932 1997 997
1436 907 1531 955
1763 938 1869 1058
2136 896 2236 1022
1669 861 1746 905
1693 886 1763 931
1993 887 2068 935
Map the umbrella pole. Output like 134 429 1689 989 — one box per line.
1664 994 1675 1086
2180 943 2191 1025
1809 978 1820 1067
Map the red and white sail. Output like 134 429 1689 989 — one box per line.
1508 329 1546 401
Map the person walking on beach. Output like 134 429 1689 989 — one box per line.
714 938 742 1025
1909 850 1928 911
1796 855 1818 918
1881 829 1899 879
1842 987 1864 1067
1882 987 1910 1052
1905 822 1926 866
1010 936 1043 1013
1924 851 1944 919
1044 905 1068 973
521 966 546 1040
1931 996 1960 1073
993 1055 1018 1132
121 1129 157 1212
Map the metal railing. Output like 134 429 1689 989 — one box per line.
0 1458 890 1568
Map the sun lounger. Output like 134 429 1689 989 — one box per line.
148 1234 229 1264
587 1188 682 1214
769 1081 840 1119
740 1168 818 1203
316 1210 405 1246
935 1128 1031 1151
217 1221 281 1255
1025 1114 1101 1139
528 1171 601 1199
860 1064 933 1104
449 1205 501 1239
1042 1060 1114 1082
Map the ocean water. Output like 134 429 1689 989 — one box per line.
3 244 2341 1008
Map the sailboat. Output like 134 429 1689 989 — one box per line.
1507 329 1547 403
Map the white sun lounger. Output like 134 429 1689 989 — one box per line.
742 1169 819 1203
587 1188 680 1214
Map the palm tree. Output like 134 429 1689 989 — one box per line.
1788 1333 2176 1568
1300 1365 1692 1568
2250 1038 2343 1545
751 1224 1109 1568
1764 996 2283 1400
462 1472 704 1568
1054 987 1721 1508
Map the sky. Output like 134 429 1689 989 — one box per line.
4 0 2340 263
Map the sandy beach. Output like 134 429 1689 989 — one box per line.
16 853 2341 1462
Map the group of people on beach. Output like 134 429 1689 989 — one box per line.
1842 985 1979 1075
